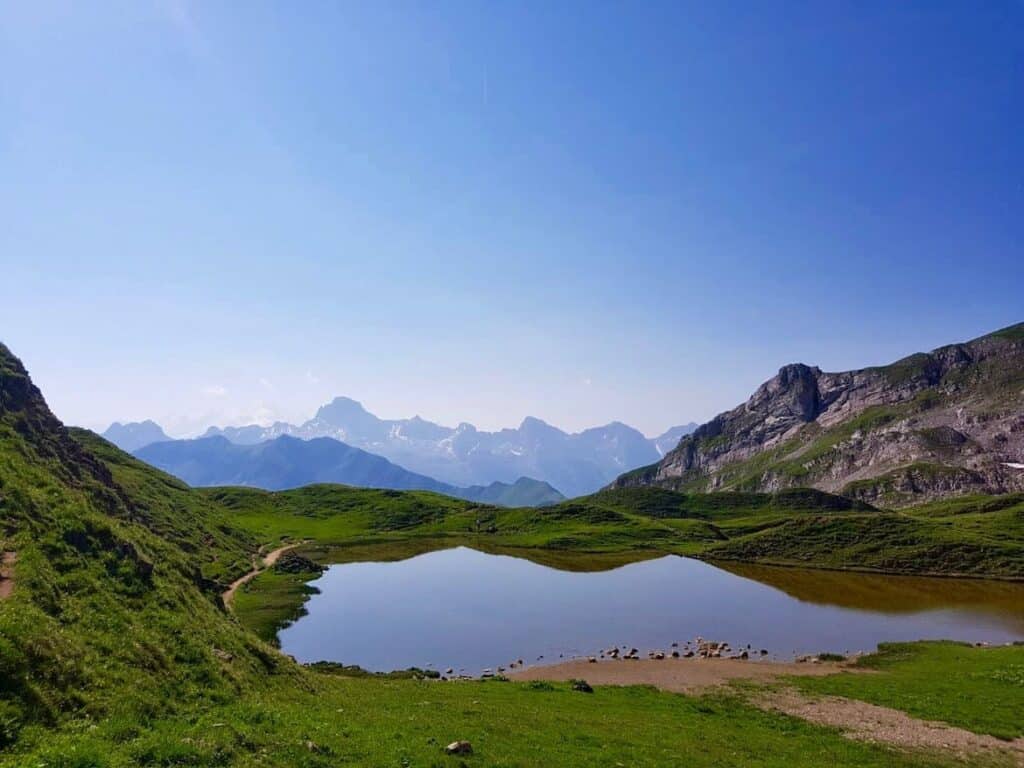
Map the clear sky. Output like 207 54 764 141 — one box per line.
2 1 1022 437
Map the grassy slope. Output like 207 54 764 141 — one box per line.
791 642 1024 741
11 675 976 768
0 352 289 750
708 494 1024 576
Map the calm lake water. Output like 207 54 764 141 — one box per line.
278 547 1024 673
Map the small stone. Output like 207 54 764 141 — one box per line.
445 740 473 755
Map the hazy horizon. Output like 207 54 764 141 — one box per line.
3 2 1021 436
22 319 1019 441
100 393 706 441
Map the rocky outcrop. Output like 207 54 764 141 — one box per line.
614 324 1024 507
1 343 124 503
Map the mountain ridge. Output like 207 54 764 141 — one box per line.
101 419 170 452
107 405 697 497
134 434 565 506
614 322 1024 506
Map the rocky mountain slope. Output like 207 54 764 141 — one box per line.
115 399 697 497
651 422 701 456
614 323 1024 506
134 435 565 506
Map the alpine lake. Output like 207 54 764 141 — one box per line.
276 546 1024 674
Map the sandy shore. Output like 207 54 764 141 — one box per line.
508 656 846 693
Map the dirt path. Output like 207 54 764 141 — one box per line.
508 656 845 693
759 688 1024 765
0 552 16 599
511 658 1023 764
222 543 304 609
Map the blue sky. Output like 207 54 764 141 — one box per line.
1 1 1021 437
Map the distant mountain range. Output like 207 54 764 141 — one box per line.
105 401 696 497
102 420 169 452
615 322 1024 507
133 435 565 507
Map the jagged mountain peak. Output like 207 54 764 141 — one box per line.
314 395 374 424
102 420 171 452
164 397 697 498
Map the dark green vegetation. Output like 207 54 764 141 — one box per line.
792 642 1024 741
707 493 1024 577
2 340 1023 766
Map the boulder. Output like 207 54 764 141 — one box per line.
445 740 473 755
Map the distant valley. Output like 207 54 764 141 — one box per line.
105 400 696 498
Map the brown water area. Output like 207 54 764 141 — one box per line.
717 561 1024 635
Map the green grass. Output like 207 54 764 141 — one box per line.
0 362 282 746
706 498 1024 577
986 322 1024 342
4 674 979 768
791 642 1024 741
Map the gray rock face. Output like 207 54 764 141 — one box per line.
615 323 1024 506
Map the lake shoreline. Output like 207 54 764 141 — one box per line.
272 547 1024 673
508 655 850 692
